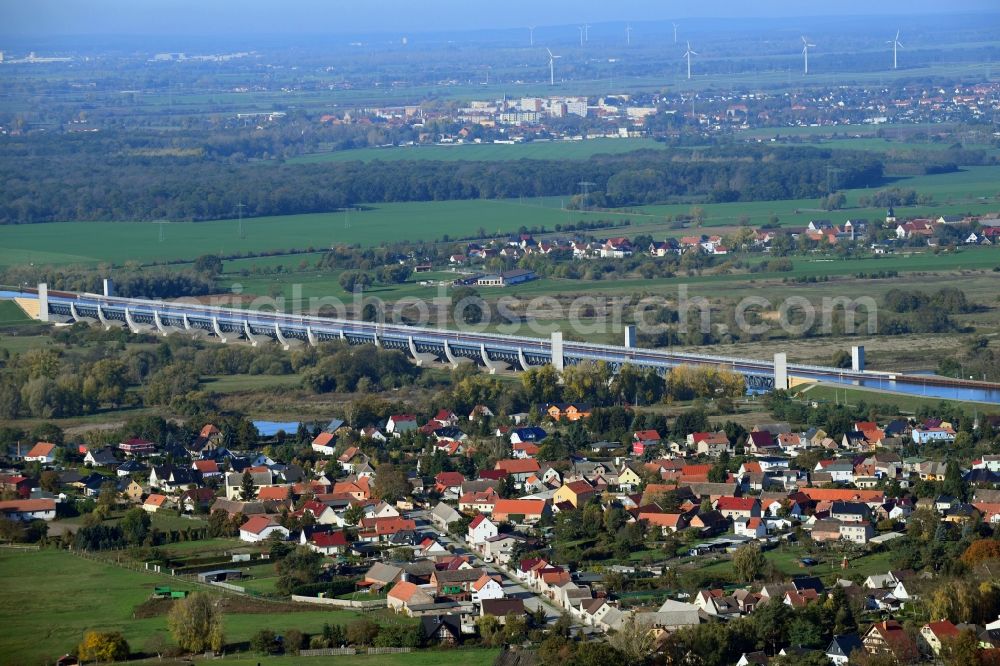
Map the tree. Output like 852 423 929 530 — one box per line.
373 463 410 503
78 630 130 663
607 614 655 664
476 614 503 647
521 364 561 405
345 618 380 646
343 503 364 526
120 507 151 545
167 592 224 653
961 539 1000 568
193 254 224 276
240 469 256 501
941 629 983 666
250 629 280 655
732 543 767 583
275 547 323 595
338 271 372 293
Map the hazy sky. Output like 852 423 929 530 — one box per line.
2 0 997 36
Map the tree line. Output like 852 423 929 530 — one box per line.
0 145 883 224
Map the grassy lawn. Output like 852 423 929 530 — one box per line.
0 332 52 355
698 542 899 586
200 373 303 394
0 198 633 269
194 648 501 666
150 513 208 532
0 549 410 665
0 300 41 326
795 383 998 413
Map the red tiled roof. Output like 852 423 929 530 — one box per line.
241 515 279 535
26 442 56 458
495 459 540 474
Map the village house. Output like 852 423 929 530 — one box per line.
552 479 596 508
387 580 435 615
239 515 289 543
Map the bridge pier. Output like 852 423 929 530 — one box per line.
373 331 381 348
443 340 460 369
851 346 865 372
774 352 788 390
307 326 318 347
244 321 261 347
480 344 507 375
408 336 439 367
124 308 142 334
274 323 290 350
182 314 192 331
69 303 81 323
624 325 636 348
153 311 169 337
517 348 531 371
212 317 229 343
37 283 49 323
551 332 564 371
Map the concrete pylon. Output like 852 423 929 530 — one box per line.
96 305 111 330
625 325 637 348
851 346 865 372
551 331 564 371
373 330 381 348
774 352 788 390
274 323 290 350
307 326 318 347
182 314 192 331
37 283 49 323
443 340 460 368
153 311 169 337
408 336 437 367
123 308 141 334
244 321 261 347
211 317 228 343
69 303 81 323
518 348 531 371
480 344 506 374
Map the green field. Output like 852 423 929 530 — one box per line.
1 163 998 271
290 137 668 163
0 198 630 269
698 543 897 585
0 300 39 327
795 383 998 413
200 374 304 394
0 549 412 666
195 649 501 666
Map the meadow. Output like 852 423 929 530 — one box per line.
0 164 997 271
0 548 414 665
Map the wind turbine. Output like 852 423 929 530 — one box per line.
584 24 591 42
626 24 632 46
672 22 679 44
683 41 697 80
528 26 535 47
546 48 561 85
578 26 584 47
801 36 815 75
887 30 903 70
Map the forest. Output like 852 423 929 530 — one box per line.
0 140 883 224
